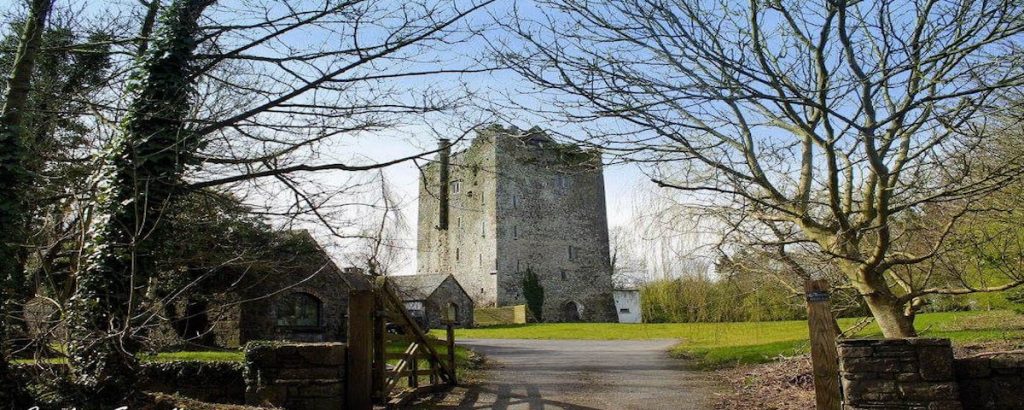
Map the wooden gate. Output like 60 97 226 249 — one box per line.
347 276 457 409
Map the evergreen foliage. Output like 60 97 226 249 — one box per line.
521 269 545 322
0 0 53 406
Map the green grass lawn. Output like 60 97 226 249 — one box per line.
435 310 1024 368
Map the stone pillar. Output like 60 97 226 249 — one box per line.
244 342 347 409
837 338 961 410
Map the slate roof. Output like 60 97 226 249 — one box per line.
387 274 453 301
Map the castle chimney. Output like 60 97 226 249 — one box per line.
438 139 451 230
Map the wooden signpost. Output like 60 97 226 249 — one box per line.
805 279 841 410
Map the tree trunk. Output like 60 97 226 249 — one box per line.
65 0 212 404
859 279 918 338
0 0 53 406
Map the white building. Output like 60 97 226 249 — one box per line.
612 289 642 323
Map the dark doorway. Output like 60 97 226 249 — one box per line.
562 301 581 322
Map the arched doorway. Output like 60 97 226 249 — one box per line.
562 301 582 322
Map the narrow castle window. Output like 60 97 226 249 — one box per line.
450 180 461 194
478 253 482 266
560 269 567 280
481 220 486 237
557 175 570 190
513 225 518 239
568 245 577 261
512 195 519 209
455 248 460 261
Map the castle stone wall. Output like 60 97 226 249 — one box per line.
417 135 500 305
417 126 616 322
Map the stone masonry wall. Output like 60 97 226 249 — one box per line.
838 338 962 409
492 129 617 322
417 133 499 305
838 338 1024 409
244 342 347 409
955 352 1024 409
423 276 476 329
417 125 617 322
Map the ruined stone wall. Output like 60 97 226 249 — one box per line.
492 131 617 322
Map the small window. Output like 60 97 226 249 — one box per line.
557 175 569 190
619 308 630 314
513 225 518 239
560 269 567 280
512 195 519 209
478 253 482 266
516 259 521 272
481 220 486 237
455 248 460 261
275 292 321 328
450 180 461 194
568 246 577 261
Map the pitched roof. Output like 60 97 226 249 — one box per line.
387 274 453 301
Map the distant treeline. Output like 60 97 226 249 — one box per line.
640 273 1024 323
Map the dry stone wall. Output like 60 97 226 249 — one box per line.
838 338 962 409
838 338 1024 410
955 352 1024 409
244 342 347 409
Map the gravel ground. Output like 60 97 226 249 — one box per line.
414 339 720 410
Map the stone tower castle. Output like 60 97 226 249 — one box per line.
416 125 617 322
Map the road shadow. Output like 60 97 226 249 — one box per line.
412 382 602 410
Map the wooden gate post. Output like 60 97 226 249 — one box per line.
446 322 457 385
805 279 841 410
372 290 386 401
347 289 375 410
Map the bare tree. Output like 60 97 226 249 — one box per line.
498 0 1024 336
57 0 493 403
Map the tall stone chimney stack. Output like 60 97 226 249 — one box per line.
437 139 451 230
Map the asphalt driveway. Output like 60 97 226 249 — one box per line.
417 339 719 410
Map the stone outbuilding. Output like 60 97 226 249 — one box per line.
155 231 367 348
388 274 474 329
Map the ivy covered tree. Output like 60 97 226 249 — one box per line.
65 0 214 403
0 0 53 406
